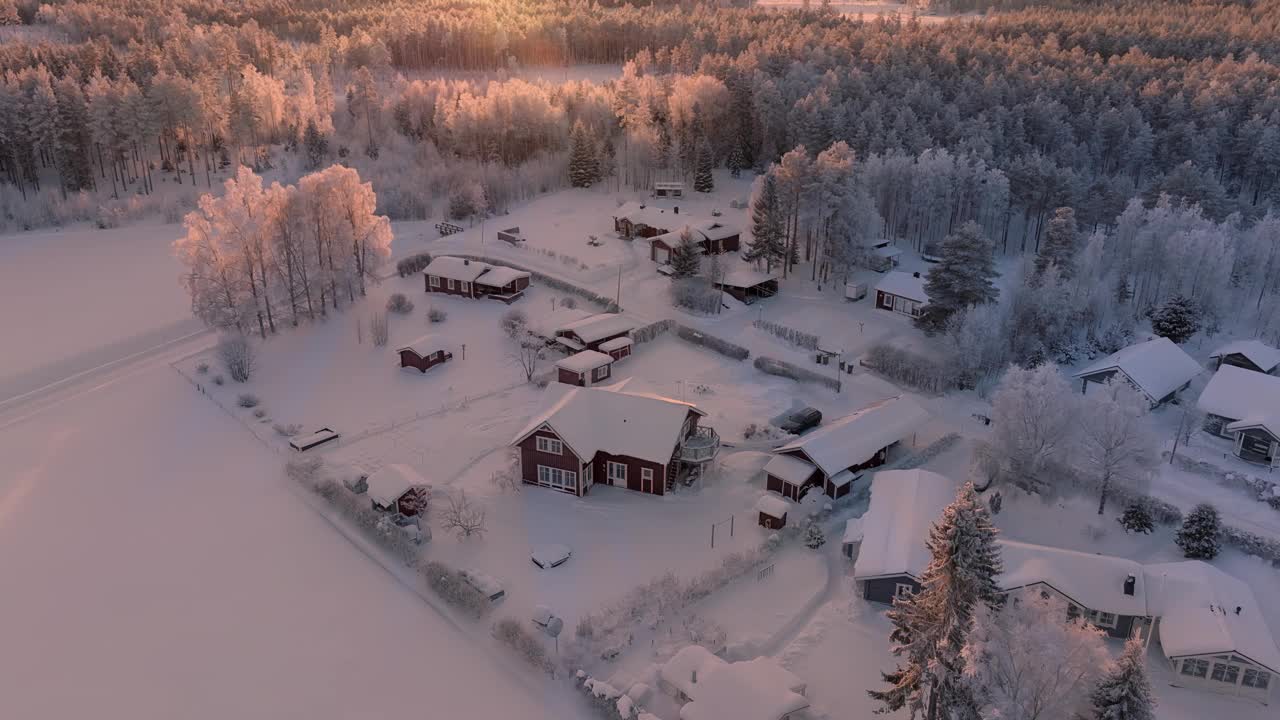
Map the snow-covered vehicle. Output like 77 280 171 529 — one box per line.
777 407 823 435
531 543 572 569
459 569 505 602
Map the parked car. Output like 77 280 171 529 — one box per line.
777 407 823 435
531 543 573 569
460 569 506 602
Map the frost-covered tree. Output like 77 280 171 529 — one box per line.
693 136 714 193
870 482 1002 720
348 65 380 155
916 222 999 335
979 364 1078 494
1089 638 1156 720
568 120 599 188
1076 380 1158 514
1035 207 1079 278
217 333 256 383
746 172 786 271
963 593 1109 720
669 229 702 278
1175 503 1220 559
1149 295 1201 343
1118 504 1154 534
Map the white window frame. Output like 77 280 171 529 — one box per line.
446 278 456 290
535 436 563 455
894 583 915 600
1094 612 1118 629
1242 668 1271 689
592 365 610 381
1180 658 1209 678
607 461 627 483
641 467 654 491
461 280 470 294
537 465 577 492
429 275 440 288
1211 662 1240 685
583 462 593 487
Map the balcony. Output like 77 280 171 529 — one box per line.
678 426 720 463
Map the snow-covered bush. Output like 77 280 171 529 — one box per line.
1176 503 1220 559
396 252 433 278
212 374 224 385
753 319 820 350
1220 525 1280 563
427 306 447 323
863 343 954 393
559 296 578 309
273 422 303 437
252 408 266 418
195 362 209 374
500 308 529 338
291 468 420 566
237 393 260 408
421 561 490 618
494 617 554 675
803 522 826 549
753 356 841 391
669 278 720 315
743 423 786 441
386 293 414 314
1119 504 1154 534
285 456 325 486
631 319 674 345
217 334 256 383
675 324 749 360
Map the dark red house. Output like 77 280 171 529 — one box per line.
554 350 614 386
397 334 453 373
648 222 741 264
423 256 531 302
509 382 720 497
554 313 637 352
598 336 633 361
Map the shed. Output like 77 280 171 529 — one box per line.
1196 365 1280 436
289 427 339 452
874 271 928 317
397 334 453 373
842 517 864 560
853 469 957 603
1073 337 1201 406
763 453 821 502
598 336 633 362
1223 417 1280 468
755 494 791 530
497 227 525 245
863 241 903 272
555 350 614 387
714 268 779 304
1209 340 1280 375
654 181 685 198
365 463 430 517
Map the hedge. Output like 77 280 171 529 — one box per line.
862 343 954 394
396 252 433 277
753 356 841 391
675 324 749 361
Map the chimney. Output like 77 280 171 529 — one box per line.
463 258 470 265
1123 575 1136 596
1236 606 1242 615
912 271 921 278
691 670 698 685
674 206 680 214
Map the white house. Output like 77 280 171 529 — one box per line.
1072 337 1202 406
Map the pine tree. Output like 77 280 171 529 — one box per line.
303 119 328 170
1149 295 1201 343
870 482 1002 720
746 172 786 271
669 229 702 278
53 75 94 194
803 522 826 549
693 136 714 192
1090 638 1156 720
1035 206 1079 277
915 221 1000 335
727 143 745 178
1175 503 1220 559
1118 504 1153 534
568 120 599 188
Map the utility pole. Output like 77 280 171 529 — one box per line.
616 265 623 309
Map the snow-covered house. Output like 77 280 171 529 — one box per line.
422 256 531 302
997 540 1149 639
1209 340 1280 375
365 464 430 517
1196 365 1280 467
554 313 637 352
554 350 613 387
509 380 719 497
396 334 453 373
713 268 778 305
874 271 928 317
863 240 903 273
755 494 791 530
614 201 682 239
598 336 633 361
1072 336 1201 407
852 468 957 603
766 396 929 500
1145 561 1280 704
659 646 809 720
648 221 742 263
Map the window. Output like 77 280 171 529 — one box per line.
592 365 610 381
894 583 915 600
1211 663 1240 685
607 461 627 483
1180 659 1209 678
641 467 654 491
1095 612 1118 629
535 436 563 455
429 275 440 288
583 463 593 487
1242 669 1271 689
537 465 577 491
446 278 455 290
461 281 470 294
1067 604 1082 622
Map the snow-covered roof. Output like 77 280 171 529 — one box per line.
476 265 530 288
776 396 929 477
763 453 816 486
598 336 633 352
829 468 859 488
365 464 426 508
755 494 791 518
558 313 637 344
649 230 684 248
843 517 864 544
1196 365 1280 421
1144 561 1280 673
693 220 739 242
422 256 491 283
660 645 724 700
679 657 809 720
874 271 928 303
997 540 1147 617
1073 337 1201 403
397 333 448 358
872 244 903 258
1225 415 1280 439
615 202 680 231
853 469 957 581
531 307 594 339
1209 340 1280 373
717 268 778 289
555 350 613 373
510 381 704 466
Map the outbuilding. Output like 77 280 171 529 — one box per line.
864 241 903 273
1072 336 1201 407
365 464 431 517
554 313 637 352
713 269 778 305
598 336 633 362
397 334 453 373
852 468 957 603
555 350 614 387
1209 340 1280 375
874 271 928 317
755 494 791 530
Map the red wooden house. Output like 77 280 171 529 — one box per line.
423 256 531 302
509 381 720 497
397 334 453 373
553 313 637 352
555 350 614 386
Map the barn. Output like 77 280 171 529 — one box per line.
1208 339 1280 375
1072 336 1202 407
554 350 613 387
873 271 928 317
553 313 637 352
766 396 929 500
713 268 778 304
397 334 453 373
365 464 431 517
852 469 957 603
1196 365 1280 466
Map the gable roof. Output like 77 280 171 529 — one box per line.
853 469 957 581
763 453 817 486
1225 415 1280 440
1197 365 1280 421
874 271 928 303
997 540 1147 617
692 220 740 241
509 381 703 465
1073 337 1202 402
557 313 638 344
615 201 680 231
365 464 426 508
659 645 723 700
476 265 530 288
1144 561 1280 673
776 396 929 477
554 350 613 373
677 656 808 720
422 256 491 283
1209 339 1280 373
717 268 778 289
397 333 449 358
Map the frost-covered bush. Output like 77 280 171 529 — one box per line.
803 522 826 549
863 343 954 393
743 423 786 441
285 456 325 486
669 278 720 314
675 324 748 360
753 319 820 350
1119 504 1154 534
1220 525 1280 563
1150 295 1202 343
195 362 209 374
252 408 266 418
753 356 841 391
500 308 528 338
292 470 420 566
1176 503 1220 559
273 422 303 437
386 293 414 314
237 393 260 408
396 252 433 277
560 296 578 309
217 333 256 383
421 561 490 618
632 319 674 344
427 307 447 323
494 617 554 675
212 374 224 385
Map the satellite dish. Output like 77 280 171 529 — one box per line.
544 616 564 638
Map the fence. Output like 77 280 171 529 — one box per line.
752 319 820 350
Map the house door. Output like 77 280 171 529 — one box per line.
877 291 893 310
654 246 670 264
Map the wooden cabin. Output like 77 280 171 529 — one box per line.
554 350 614 387
397 334 453 373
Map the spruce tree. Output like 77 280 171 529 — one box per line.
727 143 745 178
693 136 714 192
568 120 599 188
1090 638 1156 720
303 119 328 170
1175 503 1220 559
669 229 702 278
1150 295 1201 343
915 221 1000 335
746 172 786 271
1035 206 1079 277
870 482 1002 720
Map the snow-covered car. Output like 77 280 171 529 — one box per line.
531 543 572 569
459 569 506 602
777 407 822 435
